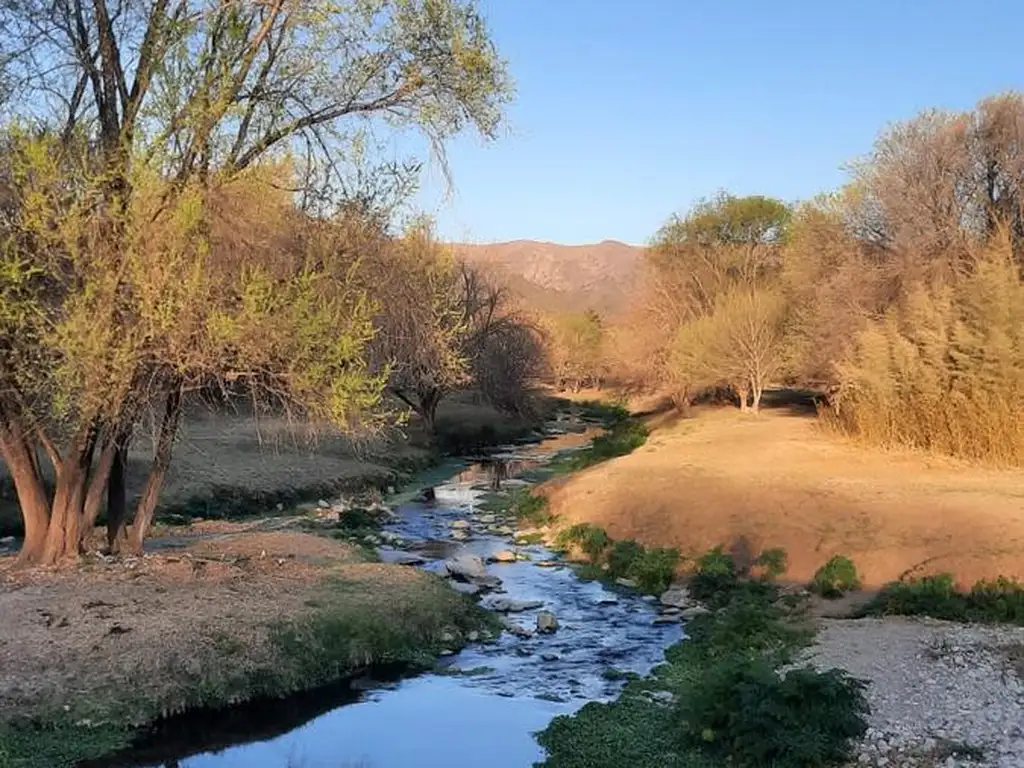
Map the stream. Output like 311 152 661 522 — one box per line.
127 424 683 768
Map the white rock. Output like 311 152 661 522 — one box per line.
450 520 471 529
659 587 693 609
536 611 559 633
484 597 544 613
443 554 487 580
490 550 517 563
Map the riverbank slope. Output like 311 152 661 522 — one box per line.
545 405 1024 587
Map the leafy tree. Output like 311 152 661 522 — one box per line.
0 0 511 563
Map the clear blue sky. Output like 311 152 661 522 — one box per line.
410 0 1023 246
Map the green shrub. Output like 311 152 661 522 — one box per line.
689 545 738 603
627 547 681 594
866 573 1024 625
562 420 648 472
607 539 646 579
676 656 868 768
812 555 860 598
556 523 611 563
753 548 788 580
509 489 554 525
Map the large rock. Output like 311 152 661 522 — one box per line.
680 605 712 620
659 587 694 609
484 597 544 613
443 555 487 580
449 581 481 597
536 611 559 633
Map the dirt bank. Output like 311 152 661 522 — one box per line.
546 406 1024 587
0 528 489 768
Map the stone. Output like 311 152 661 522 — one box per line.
541 652 560 662
377 550 425 566
595 594 619 605
477 514 496 524
659 587 693 609
451 529 471 541
536 560 562 568
467 631 479 642
443 555 488 580
501 617 534 638
536 611 559 633
495 525 515 536
615 577 638 588
448 581 481 597
450 520 471 529
441 631 456 644
490 550 517 563
680 605 712 620
484 597 544 613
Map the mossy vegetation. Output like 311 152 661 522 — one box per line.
552 522 680 596
536 547 870 768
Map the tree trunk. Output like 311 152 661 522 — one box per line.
127 387 183 553
40 466 87 564
0 430 50 564
751 381 763 414
81 440 118 541
737 383 750 412
106 440 129 552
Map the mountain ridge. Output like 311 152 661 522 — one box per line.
451 238 644 315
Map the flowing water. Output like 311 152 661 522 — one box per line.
122 425 683 768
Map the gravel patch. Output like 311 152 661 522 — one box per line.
799 617 1024 767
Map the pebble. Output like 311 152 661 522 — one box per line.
798 618 1024 767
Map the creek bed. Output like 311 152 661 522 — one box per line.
130 427 682 768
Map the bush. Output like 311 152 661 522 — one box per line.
812 555 860 598
627 547 681 594
675 656 869 768
753 547 788 580
689 545 738 603
556 523 611 563
866 573 1024 625
606 539 646 580
564 420 648 472
508 489 554 525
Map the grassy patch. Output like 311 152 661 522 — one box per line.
555 523 611 562
0 572 493 768
863 573 1024 625
0 721 131 768
536 547 868 768
626 547 681 594
554 421 648 475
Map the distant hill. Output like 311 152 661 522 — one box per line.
452 239 644 315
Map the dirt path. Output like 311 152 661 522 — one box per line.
546 407 1024 587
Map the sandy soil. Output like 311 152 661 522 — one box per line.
546 406 1024 587
0 529 457 727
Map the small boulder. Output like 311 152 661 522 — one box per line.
500 617 534 638
485 597 544 613
659 587 693 609
615 578 637 589
377 549 425 566
490 550 517 563
449 581 481 597
536 611 559 633
653 614 681 625
452 529 471 541
540 652 560 662
443 554 488 580
450 520 471 529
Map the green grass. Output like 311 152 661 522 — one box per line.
0 722 131 768
0 573 495 768
536 547 868 768
555 523 611 562
863 573 1024 625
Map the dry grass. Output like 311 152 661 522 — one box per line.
0 527 478 731
545 406 1024 588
